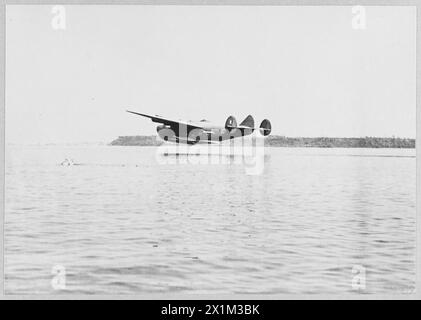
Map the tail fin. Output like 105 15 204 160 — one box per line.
259 119 272 136
225 116 237 130
239 115 255 128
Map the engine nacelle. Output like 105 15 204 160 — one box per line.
157 124 175 142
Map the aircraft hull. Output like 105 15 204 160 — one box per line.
156 125 254 145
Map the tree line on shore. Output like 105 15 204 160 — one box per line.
110 135 415 148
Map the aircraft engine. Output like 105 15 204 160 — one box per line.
225 116 237 131
259 119 272 136
156 124 175 142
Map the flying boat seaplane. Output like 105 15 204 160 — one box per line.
126 110 272 145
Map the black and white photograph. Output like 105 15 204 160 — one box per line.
2 2 420 299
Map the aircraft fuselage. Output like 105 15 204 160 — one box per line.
156 124 254 144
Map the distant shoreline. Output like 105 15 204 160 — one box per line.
110 135 415 148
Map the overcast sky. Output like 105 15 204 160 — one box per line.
6 5 416 144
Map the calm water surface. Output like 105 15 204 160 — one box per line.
5 145 416 295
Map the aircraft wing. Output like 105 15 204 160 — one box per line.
126 110 204 130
